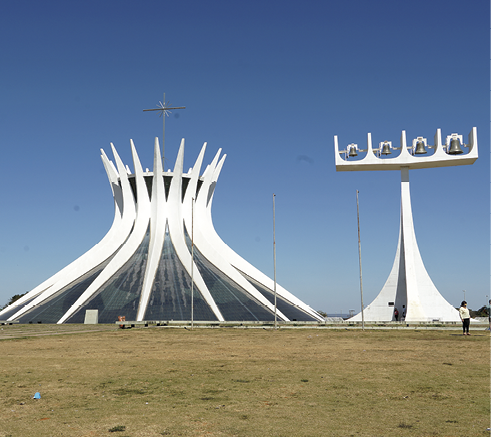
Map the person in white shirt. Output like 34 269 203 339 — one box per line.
459 301 470 336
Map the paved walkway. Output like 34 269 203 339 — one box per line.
1 322 489 339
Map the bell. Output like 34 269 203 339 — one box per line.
414 141 427 155
348 147 358 157
381 143 391 155
448 138 463 155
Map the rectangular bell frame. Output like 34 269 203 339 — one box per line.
334 128 477 171
335 127 478 322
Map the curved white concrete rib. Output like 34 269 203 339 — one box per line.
58 141 150 323
137 140 223 321
4 147 131 322
137 139 167 320
191 151 290 321
101 148 124 228
169 142 224 321
182 142 207 214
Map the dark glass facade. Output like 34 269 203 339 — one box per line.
192 247 275 321
7 223 317 324
66 229 151 323
241 272 318 321
0 294 40 321
16 262 111 324
143 229 217 321
184 225 275 320
183 225 317 322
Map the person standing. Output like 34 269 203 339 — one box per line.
459 301 470 336
487 299 491 331
394 308 399 321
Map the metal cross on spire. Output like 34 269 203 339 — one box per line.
143 93 185 167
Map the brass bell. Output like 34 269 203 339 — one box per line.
448 138 463 155
348 147 358 157
414 141 427 155
381 143 391 155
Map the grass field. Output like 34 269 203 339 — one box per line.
0 325 489 436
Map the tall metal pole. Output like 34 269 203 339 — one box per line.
191 197 194 330
162 92 166 164
273 194 277 329
356 190 365 331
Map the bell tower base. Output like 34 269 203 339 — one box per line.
350 167 461 322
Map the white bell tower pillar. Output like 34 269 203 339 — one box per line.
334 128 478 322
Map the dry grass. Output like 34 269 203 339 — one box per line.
0 325 489 436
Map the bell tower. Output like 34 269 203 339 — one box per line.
334 127 478 322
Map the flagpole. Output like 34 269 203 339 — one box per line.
356 190 365 331
273 193 277 329
191 197 195 330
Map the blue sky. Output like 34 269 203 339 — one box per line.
0 0 488 314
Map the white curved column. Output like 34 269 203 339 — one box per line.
58 141 150 323
183 143 207 209
167 140 225 321
137 139 167 320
